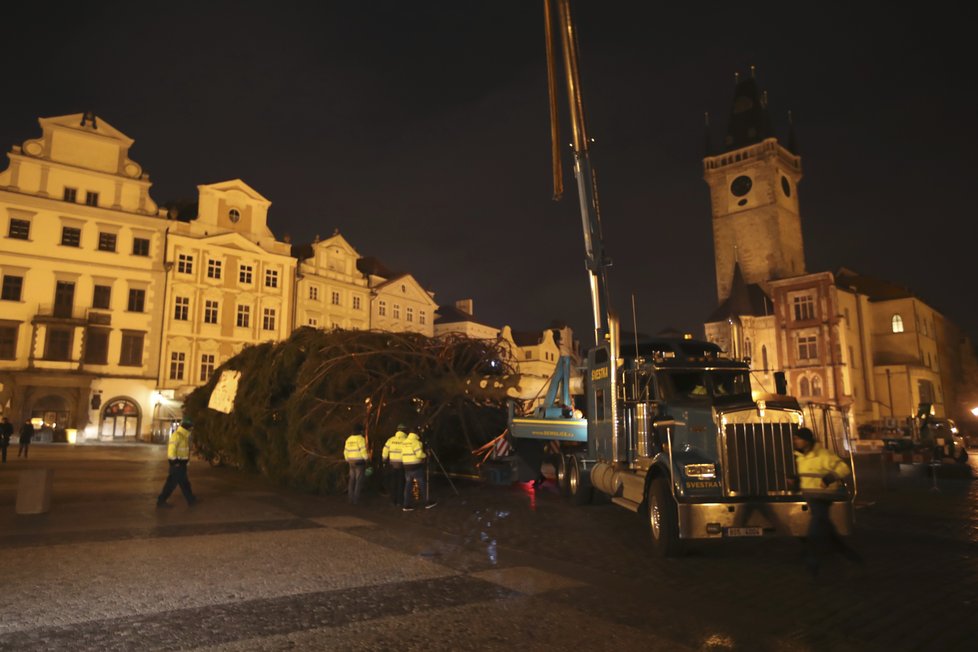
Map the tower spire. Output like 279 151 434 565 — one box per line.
704 112 713 156
786 109 799 154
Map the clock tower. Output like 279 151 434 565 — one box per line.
704 73 805 304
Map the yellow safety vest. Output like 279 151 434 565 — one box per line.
382 431 406 463
344 434 368 463
167 426 191 460
400 432 426 466
794 443 850 496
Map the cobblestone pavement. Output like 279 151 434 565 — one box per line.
0 444 976 651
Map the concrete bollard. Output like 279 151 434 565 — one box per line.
16 469 54 514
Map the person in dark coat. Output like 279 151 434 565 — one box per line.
0 417 13 463
18 420 34 458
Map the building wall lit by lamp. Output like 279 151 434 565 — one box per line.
972 407 978 417
66 428 78 444
151 391 163 407
30 417 44 428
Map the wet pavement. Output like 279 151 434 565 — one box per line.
0 444 976 651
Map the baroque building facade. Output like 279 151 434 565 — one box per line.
1 113 569 441
703 76 977 433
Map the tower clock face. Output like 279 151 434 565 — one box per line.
781 175 791 197
730 175 752 197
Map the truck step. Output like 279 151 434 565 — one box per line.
611 496 641 513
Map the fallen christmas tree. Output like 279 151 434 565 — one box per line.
183 327 525 494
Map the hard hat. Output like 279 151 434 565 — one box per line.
181 418 193 428
365 466 374 477
396 423 407 430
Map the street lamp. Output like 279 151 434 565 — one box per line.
971 406 978 417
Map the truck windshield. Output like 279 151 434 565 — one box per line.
659 370 751 402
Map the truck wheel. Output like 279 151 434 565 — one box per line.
568 455 593 505
556 454 571 496
647 477 682 557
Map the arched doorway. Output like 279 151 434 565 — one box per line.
31 394 72 443
100 398 141 440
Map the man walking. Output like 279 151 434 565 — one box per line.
18 419 34 458
157 418 198 508
401 429 436 512
382 424 407 506
0 417 12 463
792 427 861 576
344 426 369 505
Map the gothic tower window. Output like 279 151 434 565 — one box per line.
891 314 904 333
811 375 822 397
799 376 810 396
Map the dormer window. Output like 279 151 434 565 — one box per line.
228 209 241 224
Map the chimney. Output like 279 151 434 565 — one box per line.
455 299 474 315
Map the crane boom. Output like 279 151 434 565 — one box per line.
547 0 618 352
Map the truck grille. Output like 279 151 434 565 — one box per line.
723 422 797 496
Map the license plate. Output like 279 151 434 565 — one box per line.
725 527 763 537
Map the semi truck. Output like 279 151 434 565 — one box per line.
503 0 855 556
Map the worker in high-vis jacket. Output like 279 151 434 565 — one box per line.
382 425 407 507
157 418 199 508
791 427 861 575
401 429 436 511
344 426 369 505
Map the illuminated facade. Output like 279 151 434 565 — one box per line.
0 114 165 440
293 232 369 331
434 299 499 340
155 180 296 435
703 78 976 430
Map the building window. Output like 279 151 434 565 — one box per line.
132 238 150 256
811 375 823 397
331 290 340 306
918 379 935 404
378 300 386 317
169 351 186 380
119 333 145 367
45 328 72 361
8 218 30 240
239 264 253 284
174 296 190 321
207 259 222 279
203 300 219 324
744 337 752 359
848 345 856 369
406 307 414 322
98 232 117 252
264 269 278 288
92 285 111 309
308 318 318 327
797 335 818 360
200 354 216 382
761 345 768 371
309 286 319 301
85 191 99 206
393 304 400 319
127 288 145 313
262 308 276 331
799 376 810 396
63 187 77 202
891 314 904 333
1 275 23 302
792 294 815 321
228 208 240 223
353 296 361 310
54 281 75 318
61 226 81 247
844 307 851 327
84 328 109 364
178 254 194 274
0 325 17 359
525 351 533 360
236 304 250 328
419 310 426 325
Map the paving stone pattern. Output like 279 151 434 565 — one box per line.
0 445 976 651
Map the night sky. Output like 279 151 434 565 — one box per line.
4 2 976 346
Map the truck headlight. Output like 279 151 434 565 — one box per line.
684 463 716 479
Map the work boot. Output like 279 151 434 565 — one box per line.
424 501 438 509
402 506 415 512
156 501 173 509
